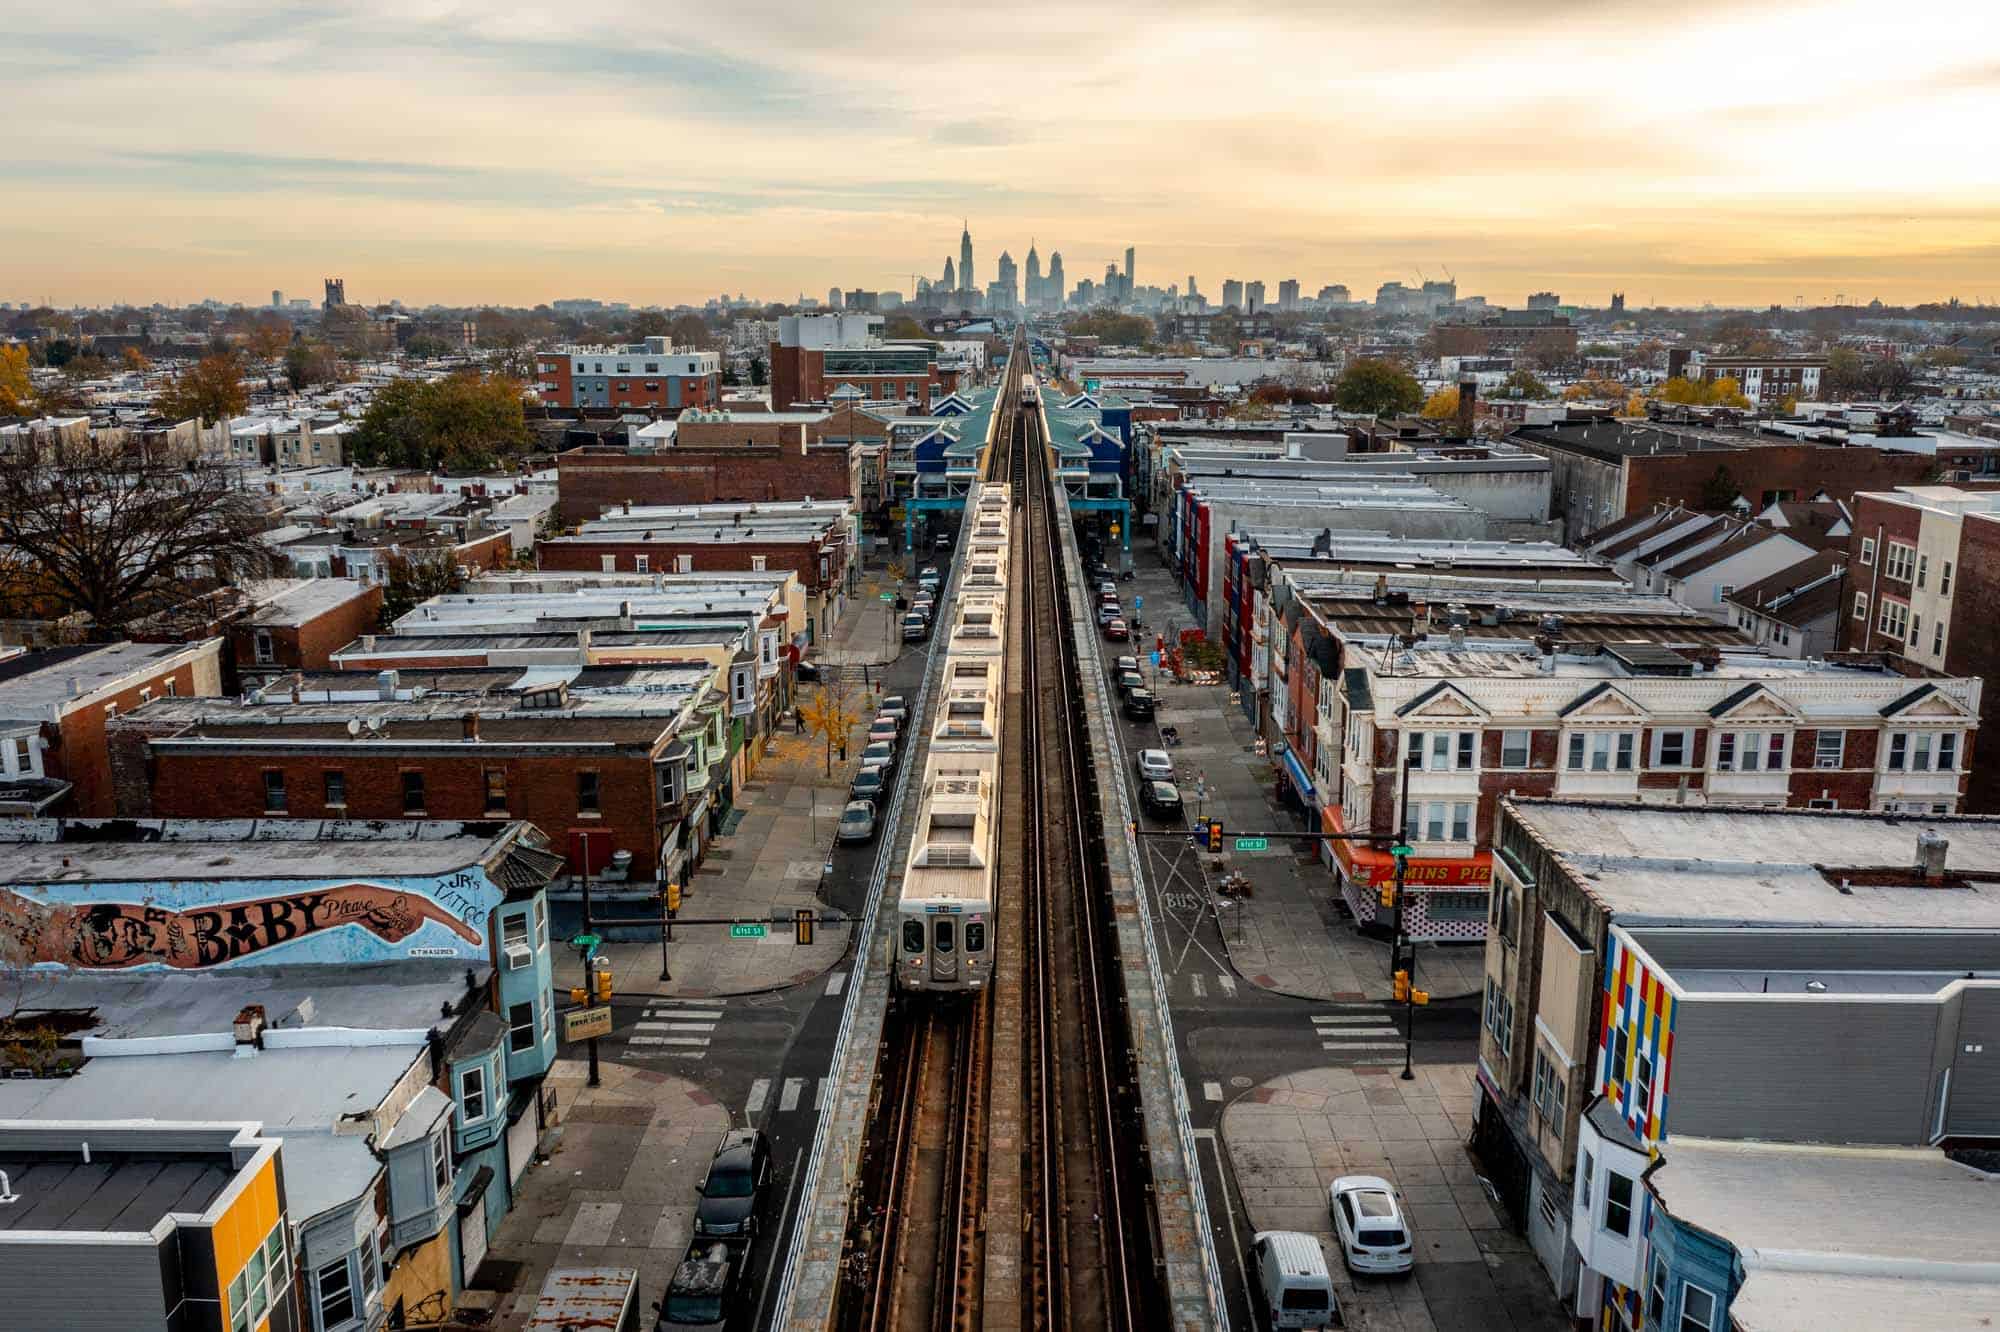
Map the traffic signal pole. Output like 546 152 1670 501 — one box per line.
1392 755 1418 1081
581 857 600 1089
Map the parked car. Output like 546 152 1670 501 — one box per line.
860 741 896 777
912 595 935 619
1135 748 1174 782
934 531 953 552
902 612 930 642
1116 668 1144 697
694 1129 771 1237
1104 618 1129 641
1096 601 1122 627
1327 1176 1414 1276
849 766 889 805
1252 1231 1342 1329
878 696 909 722
794 658 822 683
1114 654 1140 674
1098 581 1118 599
1139 779 1183 820
867 717 900 747
836 800 877 843
1123 688 1157 721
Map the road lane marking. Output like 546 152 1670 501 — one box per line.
780 1077 805 1112
1217 974 1238 998
825 971 848 996
756 1148 807 1329
1203 1081 1223 1102
746 1078 771 1115
1190 974 1207 1000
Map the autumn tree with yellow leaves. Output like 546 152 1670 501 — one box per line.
0 345 33 415
799 681 863 776
1419 385 1460 420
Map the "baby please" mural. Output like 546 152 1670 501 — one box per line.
0 882 486 969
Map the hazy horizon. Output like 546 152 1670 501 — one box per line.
5 1 1998 311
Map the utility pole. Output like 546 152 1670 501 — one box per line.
581 855 600 1088
1390 755 1418 1081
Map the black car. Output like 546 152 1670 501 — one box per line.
1139 779 1183 821
849 765 890 806
1123 688 1157 721
795 659 822 683
694 1129 771 1238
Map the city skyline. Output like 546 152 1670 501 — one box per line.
4 1 1999 309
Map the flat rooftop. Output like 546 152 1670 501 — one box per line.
1648 1137 2000 1332
1504 800 2000 930
0 817 527 886
0 1154 232 1232
0 642 206 721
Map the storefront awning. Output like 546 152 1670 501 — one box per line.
1321 806 1492 889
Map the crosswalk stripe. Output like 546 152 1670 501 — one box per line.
635 1021 717 1033
780 1077 805 1112
645 1008 724 1021
1322 1042 1405 1053
631 1035 710 1047
1319 1027 1400 1038
826 971 848 997
1312 1014 1393 1025
747 1079 771 1114
1189 974 1207 1000
1203 1080 1223 1102
1217 974 1238 998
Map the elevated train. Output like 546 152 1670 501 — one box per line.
895 478 1011 993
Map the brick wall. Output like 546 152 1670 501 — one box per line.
1625 445 1933 518
556 448 853 525
539 536 841 594
137 746 663 875
1946 514 2000 811
57 655 215 816
229 586 386 674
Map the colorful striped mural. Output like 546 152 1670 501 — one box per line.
1598 930 1678 1146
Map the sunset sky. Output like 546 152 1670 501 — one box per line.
5 0 1999 310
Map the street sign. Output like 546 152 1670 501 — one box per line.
569 933 602 954
878 592 894 602
1134 595 1143 611
563 1006 613 1042
1390 844 1414 860
729 923 768 939
1150 651 1161 668
1233 836 1270 852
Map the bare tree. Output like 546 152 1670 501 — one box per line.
0 435 279 635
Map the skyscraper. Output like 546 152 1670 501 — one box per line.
942 256 956 295
1278 278 1301 312
959 222 974 294
1124 246 1135 291
1025 242 1042 308
996 250 1018 310
1048 252 1065 308
1221 278 1243 311
1245 280 1266 313
828 287 844 310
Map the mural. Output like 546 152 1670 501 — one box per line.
1 877 493 970
1597 930 1678 1145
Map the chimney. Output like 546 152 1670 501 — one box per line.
1456 376 1477 437
376 669 399 699
66 676 81 699
1916 830 1950 882
462 712 480 741
232 1004 267 1055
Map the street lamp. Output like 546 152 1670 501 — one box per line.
1390 754 1419 1081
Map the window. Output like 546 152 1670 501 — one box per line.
1603 1169 1634 1237
1815 730 1845 768
1877 598 1909 640
535 895 547 949
1451 802 1472 841
139 686 152 704
225 1224 291 1332
485 768 507 813
1567 733 1585 770
1911 613 1922 645
1853 591 1869 622
1652 729 1691 768
751 554 767 572
1649 1257 1669 1322
430 1129 451 1193
1884 541 1915 581
1611 1024 1631 1089
1569 731 1637 773
324 770 346 807
1859 537 1875 566
254 628 275 664
1579 1151 1593 1209
262 770 287 813
1934 621 1946 656
1917 553 1929 588
460 1064 487 1124
502 912 529 951
165 678 177 697
315 1256 355 1328
578 770 601 813
1500 730 1531 769
1633 1054 1654 1118
675 553 693 573
1713 583 1732 604
1457 731 1476 770
634 554 649 574
1680 1284 1717 1332
1483 977 1513 1056
1940 732 1959 771
1532 1048 1566 1137
1406 801 1474 843
103 702 117 719
1409 729 1476 772
1941 561 1953 595
362 1229 383 1300
1716 729 1786 772
7 736 32 775
402 770 425 813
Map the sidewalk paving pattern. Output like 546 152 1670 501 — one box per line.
1220 1064 1569 1332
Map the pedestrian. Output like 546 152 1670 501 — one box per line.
795 710 806 735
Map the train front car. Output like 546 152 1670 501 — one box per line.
895 754 999 993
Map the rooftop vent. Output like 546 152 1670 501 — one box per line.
1917 830 1950 882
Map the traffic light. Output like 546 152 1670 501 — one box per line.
1411 986 1430 1007
1207 820 1224 852
569 985 587 1004
1392 969 1411 1003
666 881 683 913
589 955 614 1004
1378 882 1396 910
795 908 814 946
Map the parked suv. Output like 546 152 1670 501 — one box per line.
694 1129 771 1238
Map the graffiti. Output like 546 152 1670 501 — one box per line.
0 883 482 970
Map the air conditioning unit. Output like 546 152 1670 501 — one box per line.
504 941 534 970
1816 758 1840 770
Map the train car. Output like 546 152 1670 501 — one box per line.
943 587 1006 661
894 756 998 993
931 657 1002 755
1020 374 1039 406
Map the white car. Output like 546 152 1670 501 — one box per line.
1328 1175 1414 1275
1135 749 1173 782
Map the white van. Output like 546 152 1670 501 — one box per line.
1251 1231 1341 1329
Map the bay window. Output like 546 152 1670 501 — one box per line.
1566 730 1636 772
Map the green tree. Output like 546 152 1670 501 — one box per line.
1502 369 1550 398
1333 358 1422 417
624 312 673 341
1700 465 1740 510
750 357 767 387
284 340 342 391
881 315 928 340
349 371 532 470
156 352 248 426
402 334 453 360
1067 310 1153 347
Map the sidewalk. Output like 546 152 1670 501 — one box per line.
818 565 907 667
1124 551 1486 1005
472 1059 730 1330
596 725 861 999
1220 1062 1566 1332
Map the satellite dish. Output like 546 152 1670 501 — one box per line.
346 718 361 736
